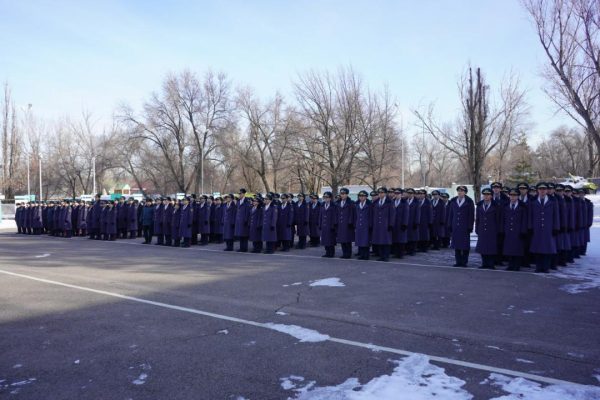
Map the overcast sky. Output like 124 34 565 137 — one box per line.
0 0 576 143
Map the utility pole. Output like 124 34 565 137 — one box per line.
39 153 42 200
27 156 30 199
92 155 96 195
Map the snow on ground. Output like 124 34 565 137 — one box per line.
0 219 16 230
487 373 600 400
285 354 473 400
263 323 330 343
132 373 148 385
282 354 600 400
553 225 600 294
309 278 345 287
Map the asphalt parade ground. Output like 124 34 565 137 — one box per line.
1 230 599 399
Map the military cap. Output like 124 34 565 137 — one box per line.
517 182 529 190
309 193 319 199
502 187 509 193
183 196 190 201
265 194 273 200
273 193 280 199
370 191 377 196
280 193 289 199
377 187 388 194
536 182 548 189
528 187 537 194
491 182 502 189
239 188 247 194
191 194 197 199
405 188 415 194
166 196 172 201
323 191 333 198
564 185 573 192
441 193 450 198
297 193 305 198
393 188 404 194
509 188 519 196
223 194 231 199
201 195 208 199
431 190 440 196
339 188 350 195
456 185 468 193
547 182 556 189
358 190 368 197
555 184 565 191
128 197 134 201
482 188 493 195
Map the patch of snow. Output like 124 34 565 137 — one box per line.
243 341 256 346
309 277 345 287
553 225 600 294
568 352 584 359
281 375 305 390
522 310 536 314
74 359 80 365
486 345 502 350
12 364 22 369
34 253 50 258
516 358 535 364
276 311 288 316
291 282 303 286
488 373 600 400
264 323 330 342
350 311 359 316
287 354 473 400
132 373 148 385
217 329 229 335
129 344 138 349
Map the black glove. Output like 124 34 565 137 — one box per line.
401 224 407 231
271 226 275 231
413 224 418 230
187 224 191 228
428 224 433 229
560 227 566 233
519 233 526 239
257 227 261 231
440 222 445 226
528 229 533 235
348 223 354 230
331 227 336 233
231 224 235 229
305 222 308 226
552 229 559 236
287 224 291 228
388 225 393 232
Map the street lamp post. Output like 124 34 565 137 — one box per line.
39 153 42 200
92 156 96 195
27 156 31 199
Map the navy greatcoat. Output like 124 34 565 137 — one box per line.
234 198 251 237
354 200 371 247
198 203 211 235
336 199 356 243
153 204 164 235
277 203 294 241
249 206 263 242
127 204 138 231
179 204 193 238
418 198 433 241
406 198 421 242
475 201 501 255
172 206 181 239
294 201 310 237
529 196 560 255
371 198 395 245
391 199 408 244
447 197 475 251
106 207 117 235
501 202 528 256
261 204 278 242
223 202 237 240
431 198 446 237
309 202 321 237
319 202 337 246
163 203 174 236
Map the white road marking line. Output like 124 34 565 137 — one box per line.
34 253 51 258
0 268 579 387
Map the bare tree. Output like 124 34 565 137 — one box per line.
1 83 24 199
414 67 528 201
523 0 600 176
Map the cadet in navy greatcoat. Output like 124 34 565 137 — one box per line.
475 188 502 269
583 189 594 255
336 188 356 259
198 195 211 245
277 194 294 251
126 198 138 238
405 188 420 256
163 197 174 246
153 198 165 245
391 188 408 258
234 189 251 252
417 189 433 252
116 197 127 238
141 199 154 244
179 197 193 247
354 190 372 260
319 192 337 258
172 201 182 247
308 194 321 247
371 187 395 262
501 188 528 271
447 186 475 267
294 193 310 249
529 182 560 273
223 194 237 251
262 195 278 254
430 190 446 250
249 197 264 253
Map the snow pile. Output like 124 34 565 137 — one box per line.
488 373 600 400
554 260 600 294
263 323 330 343
286 354 473 399
309 278 345 287
132 373 148 385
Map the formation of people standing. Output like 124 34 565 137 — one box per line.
13 182 594 273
